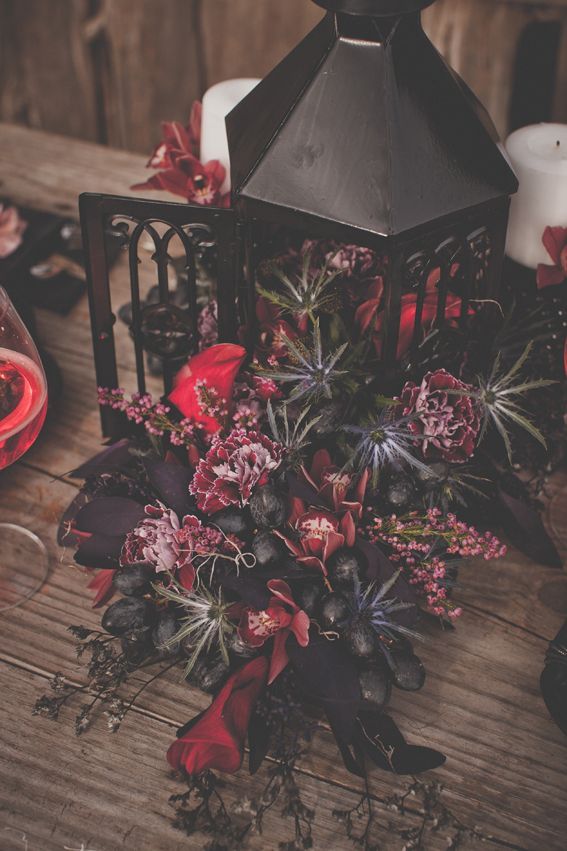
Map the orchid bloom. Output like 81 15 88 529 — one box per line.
238 580 310 684
278 502 356 577
300 448 369 518
537 226 567 289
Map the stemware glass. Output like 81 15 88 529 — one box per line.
0 286 49 611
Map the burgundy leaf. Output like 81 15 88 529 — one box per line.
356 712 446 774
145 458 196 518
75 533 125 569
70 440 132 478
75 497 146 537
57 492 90 547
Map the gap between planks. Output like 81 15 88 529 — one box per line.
0 654 529 851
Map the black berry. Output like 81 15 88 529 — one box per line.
212 507 250 538
327 548 363 588
346 619 378 659
359 664 392 710
102 597 155 636
319 592 351 630
252 530 283 569
113 563 154 596
250 484 287 529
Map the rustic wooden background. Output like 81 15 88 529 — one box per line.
1 0 567 157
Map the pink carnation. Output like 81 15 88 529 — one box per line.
399 369 480 463
190 429 285 515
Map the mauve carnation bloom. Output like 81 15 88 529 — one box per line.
325 243 381 280
120 502 181 573
0 204 27 258
190 429 285 514
399 369 480 463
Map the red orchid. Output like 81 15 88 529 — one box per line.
133 153 227 207
278 503 356 576
237 580 310 684
537 226 567 289
300 449 369 518
255 297 298 360
169 343 247 434
147 101 201 169
167 656 268 775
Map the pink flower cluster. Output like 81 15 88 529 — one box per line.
194 378 228 423
367 509 506 618
97 388 197 447
121 504 242 590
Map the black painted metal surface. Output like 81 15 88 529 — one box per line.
313 0 435 16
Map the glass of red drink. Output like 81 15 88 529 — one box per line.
0 287 49 611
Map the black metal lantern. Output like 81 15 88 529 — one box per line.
81 0 517 436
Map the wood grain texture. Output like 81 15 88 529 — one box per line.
1 0 567 155
0 124 566 850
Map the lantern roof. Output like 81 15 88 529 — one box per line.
226 10 518 239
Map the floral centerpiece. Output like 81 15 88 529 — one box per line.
36 107 566 849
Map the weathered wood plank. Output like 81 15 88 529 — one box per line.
2 662 456 851
0 0 99 142
200 0 324 87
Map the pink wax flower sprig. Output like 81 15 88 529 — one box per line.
367 509 506 618
97 388 198 447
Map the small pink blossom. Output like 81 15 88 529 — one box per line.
0 204 27 258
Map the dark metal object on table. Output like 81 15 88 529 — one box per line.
79 195 240 437
80 0 517 437
541 620 567 737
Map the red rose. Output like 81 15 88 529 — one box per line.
167 656 268 775
399 369 480 463
238 580 310 684
169 344 247 434
537 226 567 289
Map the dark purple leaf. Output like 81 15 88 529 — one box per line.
356 712 446 774
75 497 146 536
220 574 271 610
75 534 125 569
144 458 196 518
70 440 132 478
57 492 90 547
326 710 365 777
286 472 322 506
248 709 271 775
288 633 361 742
497 487 562 568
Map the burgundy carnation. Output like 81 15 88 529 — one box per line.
120 502 181 572
399 369 480 464
190 429 285 515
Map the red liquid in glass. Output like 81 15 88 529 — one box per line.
0 348 47 470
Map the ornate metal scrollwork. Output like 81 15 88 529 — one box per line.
467 226 492 293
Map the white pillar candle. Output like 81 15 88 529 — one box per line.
505 123 567 269
200 78 260 194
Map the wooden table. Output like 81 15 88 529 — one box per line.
0 123 566 851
